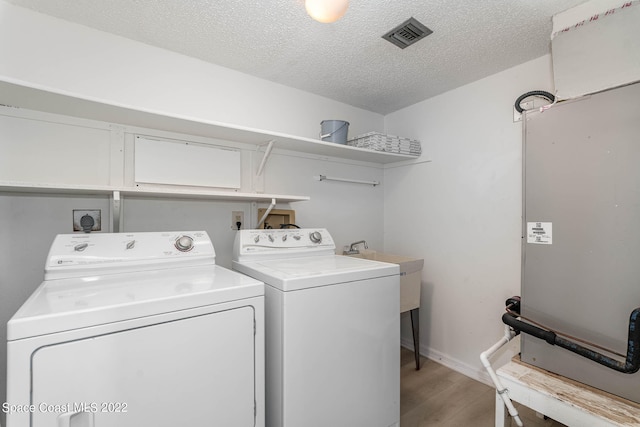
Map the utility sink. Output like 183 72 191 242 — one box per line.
345 249 425 370
345 250 424 313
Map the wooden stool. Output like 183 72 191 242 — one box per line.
496 358 640 427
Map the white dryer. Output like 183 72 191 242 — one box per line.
232 228 400 427
5 231 264 427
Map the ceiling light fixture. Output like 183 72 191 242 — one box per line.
305 0 349 23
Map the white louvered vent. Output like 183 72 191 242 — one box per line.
382 17 433 49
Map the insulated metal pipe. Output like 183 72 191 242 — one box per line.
502 308 640 374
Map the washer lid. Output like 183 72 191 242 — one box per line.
7 265 263 341
232 255 399 291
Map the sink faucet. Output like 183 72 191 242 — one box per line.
344 240 368 255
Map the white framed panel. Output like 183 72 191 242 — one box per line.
134 136 241 189
0 113 111 186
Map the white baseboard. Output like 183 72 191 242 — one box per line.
401 337 493 387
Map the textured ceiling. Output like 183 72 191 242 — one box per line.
6 0 589 114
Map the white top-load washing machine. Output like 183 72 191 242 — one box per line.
232 228 400 427
5 231 264 427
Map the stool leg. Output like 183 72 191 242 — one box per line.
410 308 420 370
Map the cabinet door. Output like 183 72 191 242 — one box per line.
31 306 255 427
0 114 112 186
134 136 241 189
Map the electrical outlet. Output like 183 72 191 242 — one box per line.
231 211 244 230
73 209 101 232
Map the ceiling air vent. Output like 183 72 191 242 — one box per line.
382 17 432 49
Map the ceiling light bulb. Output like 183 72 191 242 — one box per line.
305 0 349 23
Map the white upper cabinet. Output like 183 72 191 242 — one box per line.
0 80 417 203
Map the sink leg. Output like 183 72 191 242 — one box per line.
410 308 420 370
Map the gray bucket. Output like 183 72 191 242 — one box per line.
320 120 349 144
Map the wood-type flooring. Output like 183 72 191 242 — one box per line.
400 347 566 427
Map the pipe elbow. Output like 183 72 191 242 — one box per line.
479 350 491 368
501 313 556 345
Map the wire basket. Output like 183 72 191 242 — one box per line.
346 132 421 156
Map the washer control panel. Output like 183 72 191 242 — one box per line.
233 228 336 261
45 231 215 279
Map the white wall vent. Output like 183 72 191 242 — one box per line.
382 17 433 49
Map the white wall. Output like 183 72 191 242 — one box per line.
0 2 386 421
383 55 555 382
0 1 383 140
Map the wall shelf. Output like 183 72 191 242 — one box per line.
0 181 309 233
0 181 309 203
0 79 419 165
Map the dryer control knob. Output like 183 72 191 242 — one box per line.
309 231 322 243
175 235 194 252
74 243 88 252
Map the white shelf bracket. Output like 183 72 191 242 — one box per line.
255 198 276 229
112 190 121 233
256 140 276 176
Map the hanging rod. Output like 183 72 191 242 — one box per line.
314 175 380 186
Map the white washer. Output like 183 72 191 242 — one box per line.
5 231 264 427
232 228 400 427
